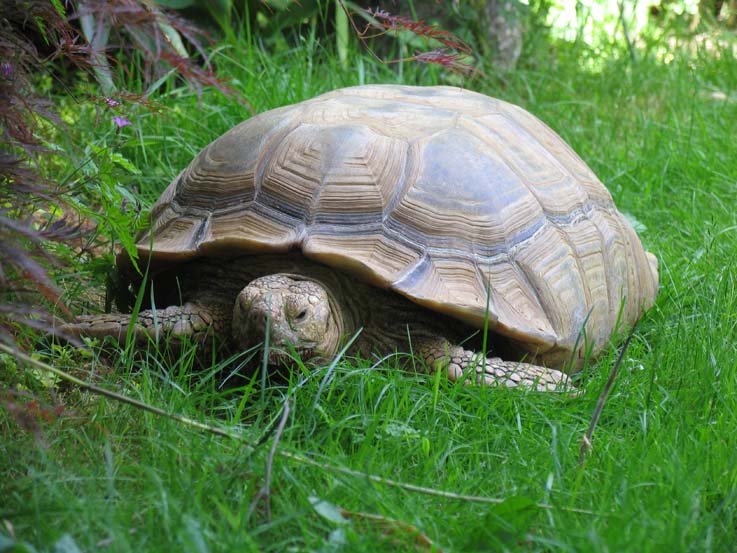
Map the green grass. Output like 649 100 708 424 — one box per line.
3 27 737 552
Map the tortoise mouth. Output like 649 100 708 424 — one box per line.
263 343 323 367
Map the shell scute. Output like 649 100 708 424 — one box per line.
388 127 536 255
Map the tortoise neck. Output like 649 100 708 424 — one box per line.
301 271 361 356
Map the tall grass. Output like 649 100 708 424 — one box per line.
2 23 737 552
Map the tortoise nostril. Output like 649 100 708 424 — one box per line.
244 304 270 329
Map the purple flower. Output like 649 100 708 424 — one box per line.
105 97 120 107
112 116 132 128
1 63 12 78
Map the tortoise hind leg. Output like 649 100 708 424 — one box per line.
414 337 571 392
61 301 232 347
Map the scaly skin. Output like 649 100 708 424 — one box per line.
62 300 232 346
414 339 569 392
64 256 572 390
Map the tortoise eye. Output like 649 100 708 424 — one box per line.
295 309 308 321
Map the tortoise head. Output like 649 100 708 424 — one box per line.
232 274 343 365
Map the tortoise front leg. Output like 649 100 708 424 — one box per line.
61 301 232 347
414 337 571 392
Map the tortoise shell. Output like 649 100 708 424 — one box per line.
123 85 658 366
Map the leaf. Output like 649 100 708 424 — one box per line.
326 528 347 549
382 421 420 439
2 245 71 316
51 534 82 553
87 144 141 175
108 152 141 175
146 69 178 97
77 3 115 93
49 0 67 18
309 496 350 525
157 21 189 59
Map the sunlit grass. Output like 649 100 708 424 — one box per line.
2 24 737 552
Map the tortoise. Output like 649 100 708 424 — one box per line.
66 84 659 391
